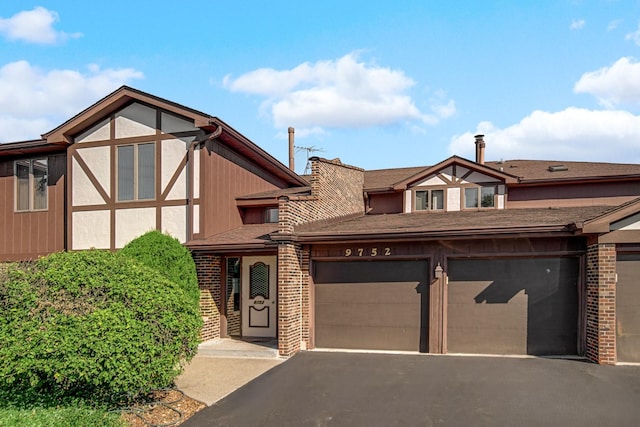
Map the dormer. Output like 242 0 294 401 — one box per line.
393 156 518 213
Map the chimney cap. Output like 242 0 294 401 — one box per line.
288 127 295 133
474 134 485 141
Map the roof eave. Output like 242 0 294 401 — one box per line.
43 86 214 145
291 224 577 243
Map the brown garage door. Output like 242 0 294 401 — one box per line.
314 260 429 352
617 253 640 363
448 258 579 356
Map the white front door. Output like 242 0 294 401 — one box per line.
241 255 277 337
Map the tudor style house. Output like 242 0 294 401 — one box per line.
1 87 639 365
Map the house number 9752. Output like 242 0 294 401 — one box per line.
344 247 391 257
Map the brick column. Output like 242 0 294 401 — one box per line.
277 242 305 356
585 243 617 364
193 253 222 342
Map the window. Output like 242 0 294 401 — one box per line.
464 186 495 209
226 258 240 312
117 143 155 201
15 158 48 211
265 208 279 223
415 189 444 211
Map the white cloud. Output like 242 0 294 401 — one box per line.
0 61 143 142
607 19 622 31
448 108 640 164
570 19 586 30
574 57 640 107
0 7 81 44
223 52 454 135
626 22 640 46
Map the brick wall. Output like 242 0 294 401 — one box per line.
277 158 365 355
279 158 365 233
586 242 617 364
193 253 222 342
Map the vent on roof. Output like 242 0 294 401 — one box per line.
548 165 569 172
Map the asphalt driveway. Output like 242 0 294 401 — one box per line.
184 352 640 426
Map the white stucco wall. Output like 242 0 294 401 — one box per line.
72 157 106 206
75 146 110 202
161 112 197 133
115 103 156 138
404 190 412 213
115 207 156 248
72 210 110 249
162 206 187 243
193 204 200 234
161 139 187 200
415 175 447 187
75 118 110 143
193 148 200 199
448 187 461 211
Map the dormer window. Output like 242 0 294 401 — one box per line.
464 186 495 209
415 189 444 211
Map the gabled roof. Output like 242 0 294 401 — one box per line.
581 197 640 233
391 156 519 190
485 159 640 184
2 85 306 187
364 158 640 191
0 139 65 157
186 224 278 251
43 86 214 144
236 186 311 206
293 205 614 242
364 166 427 191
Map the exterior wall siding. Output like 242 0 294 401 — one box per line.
0 153 66 261
508 181 640 208
199 144 281 239
586 242 617 364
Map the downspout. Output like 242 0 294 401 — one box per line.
187 125 223 241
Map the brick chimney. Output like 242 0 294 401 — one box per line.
474 134 485 165
288 127 295 171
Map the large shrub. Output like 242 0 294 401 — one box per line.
0 250 201 400
120 231 200 304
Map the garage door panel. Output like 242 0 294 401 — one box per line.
448 258 579 356
315 282 421 304
314 260 429 352
617 254 640 363
315 325 420 351
316 302 421 328
448 289 527 354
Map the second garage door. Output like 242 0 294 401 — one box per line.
447 257 579 356
314 260 429 352
617 253 640 363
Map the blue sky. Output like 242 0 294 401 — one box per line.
1 1 640 173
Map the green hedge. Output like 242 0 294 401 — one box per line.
120 230 200 304
0 249 201 401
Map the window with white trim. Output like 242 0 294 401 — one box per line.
15 158 48 211
415 189 444 211
117 143 155 201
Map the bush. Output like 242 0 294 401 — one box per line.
0 250 201 401
120 231 200 304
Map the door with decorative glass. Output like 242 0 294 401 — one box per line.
241 256 277 337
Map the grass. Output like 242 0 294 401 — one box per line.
0 387 126 427
0 407 125 427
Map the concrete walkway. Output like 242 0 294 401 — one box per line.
175 338 284 406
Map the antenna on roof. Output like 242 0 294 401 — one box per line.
295 145 325 174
